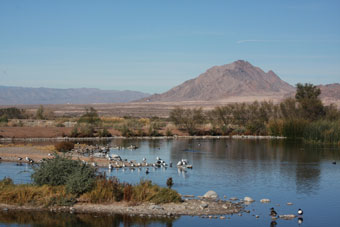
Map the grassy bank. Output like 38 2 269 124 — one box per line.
0 177 182 207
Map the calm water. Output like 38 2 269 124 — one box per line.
1 138 340 227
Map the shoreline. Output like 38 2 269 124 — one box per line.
0 198 244 217
0 135 286 142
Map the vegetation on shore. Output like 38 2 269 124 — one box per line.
0 83 339 144
0 155 182 207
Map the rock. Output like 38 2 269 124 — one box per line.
150 205 163 210
260 198 271 203
230 197 238 201
220 216 226 219
200 203 209 209
222 204 230 209
244 197 255 202
287 202 293 205
279 214 296 220
183 195 195 198
203 190 218 199
256 215 260 218
223 195 227 199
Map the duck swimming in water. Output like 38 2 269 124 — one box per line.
270 207 277 217
298 208 303 216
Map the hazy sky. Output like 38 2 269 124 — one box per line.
1 0 339 93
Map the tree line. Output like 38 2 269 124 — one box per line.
169 83 340 143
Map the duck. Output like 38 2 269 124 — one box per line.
298 208 303 216
145 168 149 174
332 161 336 165
108 164 113 170
298 217 303 224
17 157 22 161
270 207 277 217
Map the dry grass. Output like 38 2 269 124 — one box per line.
0 178 76 206
80 178 182 205
0 143 55 152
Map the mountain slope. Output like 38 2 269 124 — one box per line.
0 86 150 105
141 60 295 102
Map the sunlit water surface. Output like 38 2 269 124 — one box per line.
1 138 340 227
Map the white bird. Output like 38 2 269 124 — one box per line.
92 162 97 167
156 157 161 161
298 208 303 216
177 161 182 166
18 157 22 161
142 157 146 162
108 164 113 170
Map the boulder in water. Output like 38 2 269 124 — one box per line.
203 190 218 199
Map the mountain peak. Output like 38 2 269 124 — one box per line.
140 60 295 102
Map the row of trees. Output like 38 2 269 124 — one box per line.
169 83 340 142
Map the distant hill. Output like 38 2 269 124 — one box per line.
317 83 340 106
140 60 295 102
0 86 150 105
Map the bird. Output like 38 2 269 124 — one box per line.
298 208 303 216
108 164 113 170
270 207 277 217
169 162 173 167
142 157 146 162
145 168 149 174
332 161 336 165
298 217 303 225
17 157 22 161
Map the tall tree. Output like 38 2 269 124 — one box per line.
295 83 324 121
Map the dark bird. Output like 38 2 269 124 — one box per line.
332 161 336 165
145 168 149 175
298 208 303 216
270 207 277 217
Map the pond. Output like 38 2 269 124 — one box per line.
1 138 340 226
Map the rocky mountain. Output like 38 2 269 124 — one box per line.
0 86 150 105
140 60 295 102
317 83 340 106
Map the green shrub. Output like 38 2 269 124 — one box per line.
303 120 340 144
65 165 97 195
267 119 283 136
31 155 96 196
282 119 308 138
0 115 8 123
55 141 75 152
98 128 112 137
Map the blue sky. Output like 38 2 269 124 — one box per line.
0 0 339 93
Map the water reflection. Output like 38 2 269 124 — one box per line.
0 210 176 227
